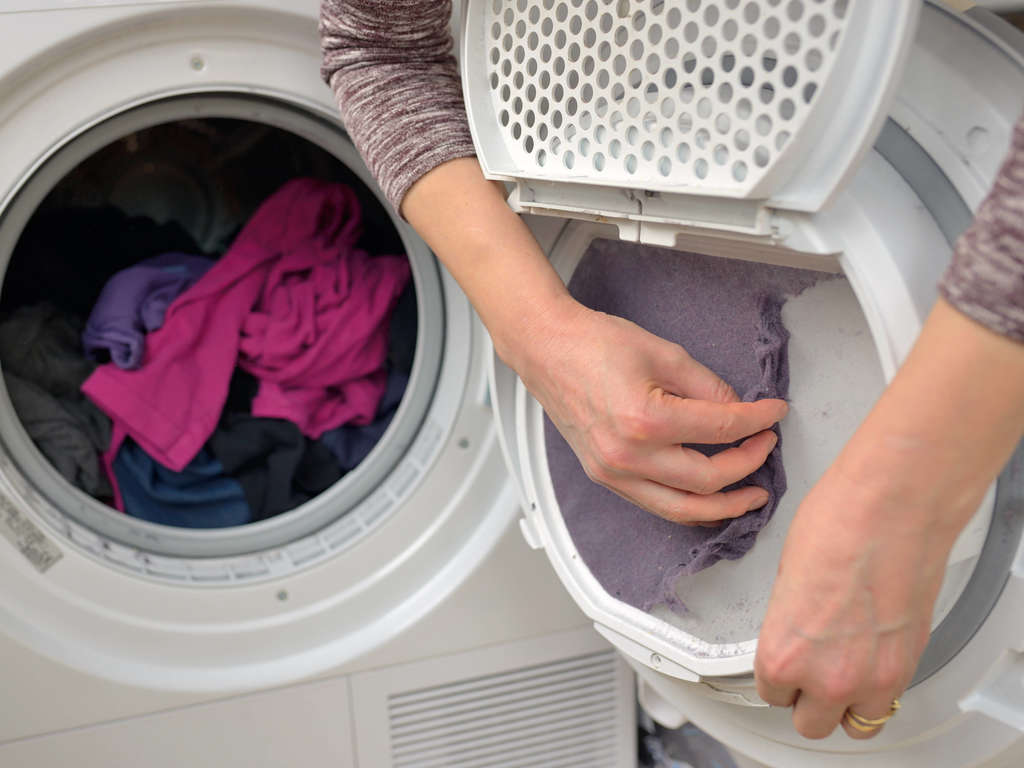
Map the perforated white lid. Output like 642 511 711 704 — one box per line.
462 0 920 238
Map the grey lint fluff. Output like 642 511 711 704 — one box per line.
545 239 824 614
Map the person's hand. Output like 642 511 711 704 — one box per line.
755 299 1024 740
403 159 787 526
518 297 787 524
753 452 947 740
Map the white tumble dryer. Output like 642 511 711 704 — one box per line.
0 2 637 767
459 0 1024 767
1 2 1024 768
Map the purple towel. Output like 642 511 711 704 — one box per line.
82 253 214 369
546 239 824 615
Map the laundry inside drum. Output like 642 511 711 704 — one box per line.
0 109 428 543
544 238 887 645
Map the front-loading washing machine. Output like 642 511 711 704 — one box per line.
460 0 1024 766
0 2 638 767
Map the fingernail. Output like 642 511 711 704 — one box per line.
748 489 770 510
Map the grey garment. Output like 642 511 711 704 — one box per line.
5 374 112 497
940 112 1024 342
0 303 95 396
319 0 477 213
546 240 823 615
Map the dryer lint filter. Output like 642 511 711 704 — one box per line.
546 239 826 617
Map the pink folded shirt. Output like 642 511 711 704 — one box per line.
82 178 410 472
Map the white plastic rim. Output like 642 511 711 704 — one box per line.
508 160 994 680
0 2 518 693
464 0 919 212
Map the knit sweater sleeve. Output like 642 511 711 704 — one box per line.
939 113 1024 342
319 0 478 213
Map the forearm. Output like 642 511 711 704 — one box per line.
402 157 578 374
832 298 1024 542
319 0 477 211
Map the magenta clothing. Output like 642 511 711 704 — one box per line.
82 179 411 472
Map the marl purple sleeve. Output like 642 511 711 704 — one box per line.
319 0 478 214
939 113 1024 342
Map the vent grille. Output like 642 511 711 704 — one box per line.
388 650 623 768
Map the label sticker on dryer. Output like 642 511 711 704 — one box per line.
0 494 62 573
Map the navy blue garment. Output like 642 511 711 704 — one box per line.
320 370 408 471
113 439 251 528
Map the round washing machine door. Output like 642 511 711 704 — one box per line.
487 3 1024 767
0 2 521 694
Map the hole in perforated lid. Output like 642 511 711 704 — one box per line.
806 48 823 72
624 154 638 174
694 157 708 178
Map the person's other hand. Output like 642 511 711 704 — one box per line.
753 454 944 740
520 299 787 525
755 299 1024 740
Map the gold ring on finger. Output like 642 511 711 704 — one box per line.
844 699 901 731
